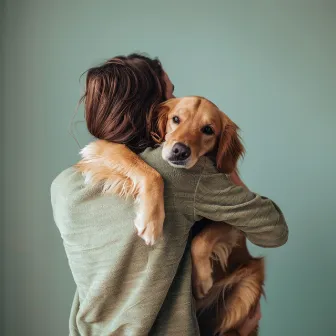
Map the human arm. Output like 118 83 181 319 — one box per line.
194 160 288 248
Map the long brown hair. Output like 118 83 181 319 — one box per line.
80 53 167 153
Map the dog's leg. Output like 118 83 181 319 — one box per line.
75 140 165 245
191 222 239 299
216 259 264 334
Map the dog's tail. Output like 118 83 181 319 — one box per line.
197 258 265 335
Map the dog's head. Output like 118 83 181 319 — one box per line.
152 96 245 173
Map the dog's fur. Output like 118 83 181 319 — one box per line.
75 96 265 335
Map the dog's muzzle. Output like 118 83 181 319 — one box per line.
167 142 191 166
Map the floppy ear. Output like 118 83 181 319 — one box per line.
151 98 180 143
216 113 245 174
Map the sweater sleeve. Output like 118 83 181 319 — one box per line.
194 160 288 248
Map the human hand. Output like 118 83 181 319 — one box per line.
237 302 262 336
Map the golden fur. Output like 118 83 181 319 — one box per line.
75 141 165 246
75 96 264 335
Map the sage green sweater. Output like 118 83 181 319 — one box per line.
51 147 288 336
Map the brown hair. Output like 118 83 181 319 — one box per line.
80 53 167 153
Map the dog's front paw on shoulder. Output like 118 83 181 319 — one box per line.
138 221 163 246
134 213 164 246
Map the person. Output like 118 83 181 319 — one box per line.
51 53 288 336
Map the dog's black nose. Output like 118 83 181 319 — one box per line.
170 142 191 161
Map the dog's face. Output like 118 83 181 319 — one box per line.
154 96 244 173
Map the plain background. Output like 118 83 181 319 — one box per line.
1 0 336 335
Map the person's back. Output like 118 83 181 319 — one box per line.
51 148 205 335
51 147 288 336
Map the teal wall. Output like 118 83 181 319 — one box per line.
2 0 336 335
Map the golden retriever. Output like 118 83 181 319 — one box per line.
75 96 264 335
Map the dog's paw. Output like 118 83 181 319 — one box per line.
134 208 164 246
135 219 163 246
194 275 213 299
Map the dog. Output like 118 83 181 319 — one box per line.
75 96 265 335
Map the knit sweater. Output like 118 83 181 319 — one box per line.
51 147 288 336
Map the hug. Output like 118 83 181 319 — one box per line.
51 53 288 336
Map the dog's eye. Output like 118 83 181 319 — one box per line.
172 116 180 124
202 125 214 135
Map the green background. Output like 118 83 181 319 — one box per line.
2 0 335 335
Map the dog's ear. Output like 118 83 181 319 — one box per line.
216 112 245 174
151 98 180 143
